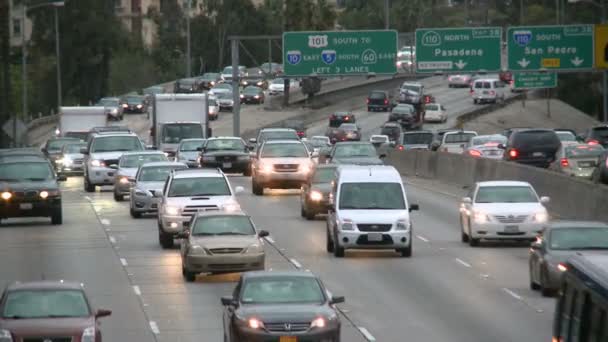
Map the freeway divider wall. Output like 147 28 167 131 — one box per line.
387 150 608 222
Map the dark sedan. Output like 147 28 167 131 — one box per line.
592 149 608 185
42 137 81 168
321 142 385 165
222 271 344 342
241 86 265 104
199 137 252 175
0 281 112 342
242 77 268 89
328 111 356 128
174 78 199 93
121 95 147 114
333 123 361 143
301 164 337 220
581 124 608 148
389 104 416 129
196 72 222 90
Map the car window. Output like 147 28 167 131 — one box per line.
444 133 476 144
260 131 299 141
180 140 206 151
470 135 507 146
369 92 386 99
393 106 414 114
3 290 90 318
206 139 245 151
91 136 143 153
47 139 78 151
339 124 358 130
0 162 54 181
312 167 336 183
591 127 608 138
403 133 433 145
63 143 87 153
261 143 308 158
333 144 377 158
401 84 421 93
138 166 182 182
556 131 577 142
168 177 231 197
120 154 167 168
549 228 608 250
512 131 560 148
475 186 538 203
191 215 255 236
565 145 605 158
426 104 439 111
241 277 324 304
161 124 203 144
339 182 405 210
98 98 119 106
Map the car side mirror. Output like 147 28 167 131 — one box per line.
497 143 506 150
109 164 118 170
249 138 257 144
221 296 237 306
80 148 89 154
258 230 270 238
409 204 419 212
57 175 67 182
379 153 387 159
540 196 550 204
153 190 163 198
95 309 112 318
462 197 472 204
330 296 345 304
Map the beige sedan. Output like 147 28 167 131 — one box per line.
177 211 269 282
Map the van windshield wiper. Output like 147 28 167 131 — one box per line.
571 246 608 250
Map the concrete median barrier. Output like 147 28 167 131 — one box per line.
387 150 608 222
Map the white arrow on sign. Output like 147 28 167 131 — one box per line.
571 56 584 66
454 60 467 70
517 58 531 68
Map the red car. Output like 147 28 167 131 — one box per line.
0 281 112 342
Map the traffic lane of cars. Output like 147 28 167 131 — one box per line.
82 177 367 342
231 177 553 342
0 179 155 342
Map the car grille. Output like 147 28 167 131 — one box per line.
265 322 311 332
357 224 392 232
494 215 528 224
216 156 237 162
23 338 73 342
72 158 84 164
182 205 219 216
209 248 243 254
104 159 119 166
273 164 299 172
356 234 394 245
208 263 246 270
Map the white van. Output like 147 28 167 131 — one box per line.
471 78 506 104
326 165 419 258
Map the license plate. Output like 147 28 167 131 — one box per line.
487 150 499 155
367 233 383 242
107 172 114 177
504 225 519 233
579 162 594 167
532 152 545 157
223 162 232 169
19 203 33 210
280 337 297 342
483 90 489 94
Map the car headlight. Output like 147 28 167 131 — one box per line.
189 245 206 255
81 326 95 342
111 108 118 114
259 162 273 173
309 190 323 201
534 211 548 223
222 202 241 212
0 329 12 342
340 219 354 231
134 190 148 197
90 159 105 167
240 94 245 98
395 219 410 231
310 317 326 329
164 206 180 216
473 210 489 224
247 317 264 329
119 177 131 184
137 104 143 108
63 157 73 166
210 81 215 86
299 163 312 173
245 243 263 254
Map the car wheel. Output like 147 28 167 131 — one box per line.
51 207 63 225
333 232 345 257
529 262 541 290
84 177 95 193
397 245 412 257
252 179 264 196
159 230 174 249
541 267 553 297
243 166 252 177
460 217 470 243
473 99 478 104
367 107 371 112
326 229 335 253
114 192 124 202
130 207 141 219
300 205 306 218
182 266 196 282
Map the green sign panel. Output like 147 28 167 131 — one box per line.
282 30 397 77
513 72 557 89
507 25 594 71
415 27 502 73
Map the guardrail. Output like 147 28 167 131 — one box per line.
386 150 608 222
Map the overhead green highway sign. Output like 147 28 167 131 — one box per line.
507 25 594 71
415 27 502 73
513 72 557 89
282 30 398 77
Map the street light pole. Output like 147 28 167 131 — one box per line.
520 0 524 24
384 0 389 30
19 4 26 147
54 6 62 108
186 0 191 78
602 0 607 122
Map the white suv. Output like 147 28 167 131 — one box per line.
156 168 243 248
472 78 506 104
326 165 419 257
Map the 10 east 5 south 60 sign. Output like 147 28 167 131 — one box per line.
282 30 398 77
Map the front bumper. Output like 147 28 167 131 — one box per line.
130 194 159 213
305 198 330 215
57 162 84 174
235 324 338 342
241 97 263 104
184 253 265 273
123 107 145 113
565 168 595 179
0 198 61 218
337 230 411 249
254 170 309 188
159 214 190 234
87 166 117 185
114 178 132 195
201 159 250 172
424 115 443 123
470 221 545 240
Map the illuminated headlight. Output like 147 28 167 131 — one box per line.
222 202 241 212
0 329 12 342
534 211 548 223
310 317 326 329
395 219 410 231
473 210 489 224
240 94 245 98
257 81 263 86
164 152 169 157
248 318 264 329
164 206 180 216
245 243 263 254
210 81 215 86
39 191 49 199
1 192 12 200
189 245 206 255
81 326 95 342
340 219 354 231
254 95 260 99
55 128 61 136
299 163 312 173
122 104 128 108
90 159 104 167
119 177 130 184
242 81 248 85
111 108 118 114
136 104 143 109
62 157 73 166
309 190 323 201
260 163 273 173
56 158 64 165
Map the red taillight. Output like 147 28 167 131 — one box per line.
397 145 404 151
588 139 600 145
297 131 305 137
344 116 349 121
469 150 482 158
384 99 389 105
490 90 496 95
508 149 518 159
560 158 569 167
469 89 474 94
366 99 370 104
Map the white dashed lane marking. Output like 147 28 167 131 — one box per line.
358 327 376 342
455 258 472 268
120 258 128 267
149 321 160 334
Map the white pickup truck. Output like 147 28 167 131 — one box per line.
439 130 478 154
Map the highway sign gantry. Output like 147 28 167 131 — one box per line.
282 30 398 77
513 72 557 89
415 27 502 73
507 25 594 71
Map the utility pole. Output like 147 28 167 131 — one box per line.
384 0 390 29
603 0 607 122
520 0 524 24
54 6 62 108
20 4 26 147
186 0 192 78
464 0 468 25
231 39 240 137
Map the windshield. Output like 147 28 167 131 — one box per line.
513 131 560 148
339 182 405 209
120 154 167 168
403 133 433 145
549 227 608 250
565 145 605 158
179 140 206 151
63 143 86 153
310 137 329 147
162 124 203 143
216 92 232 99
339 124 357 131
470 135 507 146
382 127 399 134
444 133 476 144
241 277 324 304
222 67 233 74
475 186 538 203
371 136 389 143
203 73 218 80
192 215 255 236
369 92 386 99
0 162 54 181
392 106 414 115
401 84 421 93
261 143 308 158
3 290 90 319
312 167 336 183
556 131 577 142
208 99 218 106
260 131 299 141
47 139 78 151
91 136 143 153
426 104 439 111
216 84 232 90
98 98 119 106
64 132 88 141
168 177 231 197
272 78 285 84
592 127 608 138
334 144 376 158
138 166 182 182
244 87 261 94
206 139 244 151
125 96 143 104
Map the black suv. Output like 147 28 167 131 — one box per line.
581 125 608 148
500 129 561 168
367 90 393 112
0 156 65 225
198 137 251 176
592 150 608 185
329 111 356 128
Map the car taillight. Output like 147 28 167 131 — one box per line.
490 90 496 95
469 150 482 157
297 131 305 137
366 99 370 104
397 145 404 151
508 149 518 159
384 99 389 105
588 139 600 145
470 89 474 94
344 116 350 121
560 158 569 167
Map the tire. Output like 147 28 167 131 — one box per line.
51 208 63 225
397 245 412 257
461 229 470 243
529 264 541 290
300 206 306 218
326 229 335 253
243 166 252 177
114 192 124 202
333 232 345 257
469 237 480 247
159 230 174 249
540 268 553 297
473 99 478 104
182 267 196 282
130 208 141 218
303 203 315 220
367 107 371 112
84 177 95 193
252 179 264 196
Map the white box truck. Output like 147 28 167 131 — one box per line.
56 106 107 140
151 94 209 158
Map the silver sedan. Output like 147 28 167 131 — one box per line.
129 162 187 218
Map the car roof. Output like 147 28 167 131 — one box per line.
193 210 249 219
92 132 138 138
477 180 532 187
263 139 303 145
315 163 338 170
120 151 165 157
207 136 242 141
0 156 50 164
241 270 318 280
172 168 223 179
474 78 499 82
260 128 296 132
404 130 433 135
567 253 608 291
180 138 207 142
333 111 352 115
6 280 85 291
548 221 608 229
140 161 187 168
337 165 401 183
334 141 372 146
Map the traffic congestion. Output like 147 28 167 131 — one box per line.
1 51 608 342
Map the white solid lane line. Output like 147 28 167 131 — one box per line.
149 321 160 334
120 258 128 267
265 236 275 244
416 235 430 243
358 327 377 342
100 218 110 225
109 236 117 244
455 258 472 268
502 288 523 301
133 285 141 296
